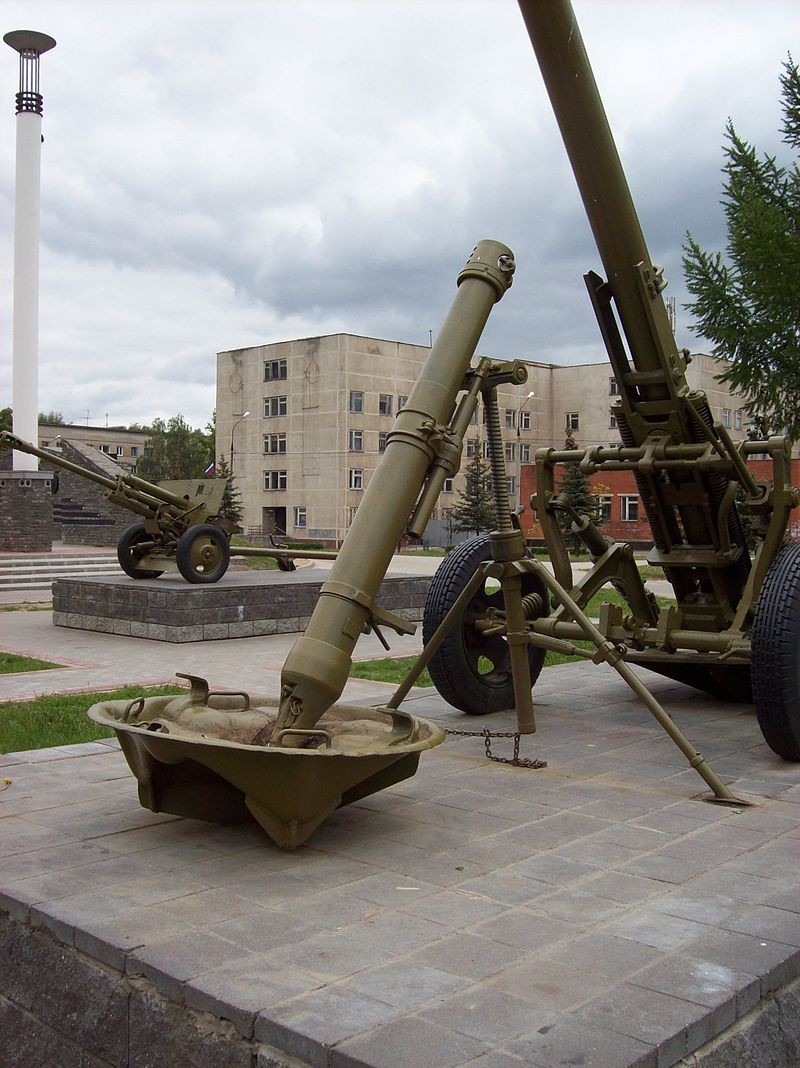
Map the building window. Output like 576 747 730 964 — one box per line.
505 409 516 429
378 431 388 453
722 408 731 428
520 411 531 431
506 476 517 495
734 409 743 430
264 396 288 418
470 409 479 425
263 433 287 454
130 446 138 457
264 358 287 382
466 439 478 458
379 394 393 417
115 446 124 457
349 468 364 490
443 478 454 493
482 441 491 459
398 395 408 410
520 444 531 463
264 470 288 491
505 442 516 461
598 495 612 522
609 412 618 429
293 506 307 528
566 412 580 431
100 444 110 453
609 377 619 396
621 495 639 521
349 391 364 413
348 429 364 452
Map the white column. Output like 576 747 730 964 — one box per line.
11 107 43 470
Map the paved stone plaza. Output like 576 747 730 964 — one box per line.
1 605 799 1066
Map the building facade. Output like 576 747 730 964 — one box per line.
217 334 756 547
37 423 148 473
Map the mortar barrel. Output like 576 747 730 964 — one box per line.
517 0 675 386
277 240 515 730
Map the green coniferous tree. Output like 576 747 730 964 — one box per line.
214 456 244 533
448 443 497 537
557 433 600 552
683 56 800 439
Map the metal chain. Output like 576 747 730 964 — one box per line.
444 726 547 769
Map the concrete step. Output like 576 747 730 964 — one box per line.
0 553 122 590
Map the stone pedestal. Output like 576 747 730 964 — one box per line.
0 469 53 551
53 569 430 642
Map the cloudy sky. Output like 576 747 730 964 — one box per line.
1 0 794 429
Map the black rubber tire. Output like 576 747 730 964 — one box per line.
117 522 163 580
175 524 231 584
422 534 547 715
752 541 800 760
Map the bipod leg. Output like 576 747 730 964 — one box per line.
385 562 489 711
522 560 751 806
493 559 536 735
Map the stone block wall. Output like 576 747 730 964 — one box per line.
0 471 54 551
52 440 136 547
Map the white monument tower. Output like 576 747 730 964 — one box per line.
4 30 56 470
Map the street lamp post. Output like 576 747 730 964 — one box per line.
229 411 249 473
4 29 56 471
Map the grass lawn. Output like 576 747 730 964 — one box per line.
0 652 62 674
0 684 185 754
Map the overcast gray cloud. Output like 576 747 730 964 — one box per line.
1 0 794 428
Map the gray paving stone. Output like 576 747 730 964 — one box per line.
723 903 800 947
494 952 620 1016
474 907 581 951
409 932 531 981
344 959 469 1010
581 870 666 905
127 929 252 1001
421 986 550 1044
399 888 510 929
604 907 712 952
630 953 760 1017
687 928 800 997
541 929 666 978
576 981 718 1065
506 1016 656 1068
330 1015 489 1068
185 956 323 1038
256 986 401 1066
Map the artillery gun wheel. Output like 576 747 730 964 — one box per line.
752 541 800 760
117 523 163 580
422 534 547 715
175 524 231 584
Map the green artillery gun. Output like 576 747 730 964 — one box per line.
0 431 336 582
411 0 800 765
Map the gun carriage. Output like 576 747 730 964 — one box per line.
85 0 799 848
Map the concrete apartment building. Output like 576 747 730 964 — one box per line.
217 333 752 546
37 423 148 473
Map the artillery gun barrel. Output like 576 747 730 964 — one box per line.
517 0 677 393
0 431 118 491
0 430 209 514
275 240 516 734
